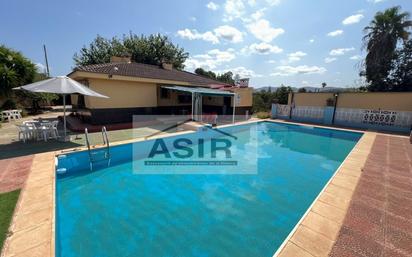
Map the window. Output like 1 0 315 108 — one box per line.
160 88 170 99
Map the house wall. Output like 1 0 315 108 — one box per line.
203 95 224 106
230 87 253 107
85 78 157 109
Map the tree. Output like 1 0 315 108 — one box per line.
252 85 292 112
74 33 189 70
194 68 217 80
386 39 412 91
217 71 235 85
0 45 57 112
298 87 307 93
321 82 327 88
363 6 412 91
194 68 235 85
0 45 36 96
275 85 292 104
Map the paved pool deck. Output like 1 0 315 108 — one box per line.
1 119 411 257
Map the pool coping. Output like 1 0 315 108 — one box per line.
270 120 377 257
0 119 395 257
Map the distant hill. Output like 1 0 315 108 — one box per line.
254 86 351 93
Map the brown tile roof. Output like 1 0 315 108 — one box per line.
70 62 231 87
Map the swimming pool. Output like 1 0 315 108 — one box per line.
56 121 362 257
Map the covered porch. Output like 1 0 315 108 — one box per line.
161 85 237 123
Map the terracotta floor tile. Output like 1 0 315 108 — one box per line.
330 135 412 257
332 226 384 257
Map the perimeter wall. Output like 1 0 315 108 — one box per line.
272 92 412 133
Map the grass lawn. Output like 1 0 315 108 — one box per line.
0 190 20 251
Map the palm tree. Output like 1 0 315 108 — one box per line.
363 6 412 91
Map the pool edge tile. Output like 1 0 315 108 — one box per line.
273 132 376 257
1 152 56 257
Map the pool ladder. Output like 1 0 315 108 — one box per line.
85 126 111 171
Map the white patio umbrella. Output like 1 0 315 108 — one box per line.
14 76 108 140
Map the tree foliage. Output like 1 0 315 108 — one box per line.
362 6 412 91
0 45 57 112
74 33 189 70
252 85 292 112
386 39 412 91
0 45 36 96
194 68 235 85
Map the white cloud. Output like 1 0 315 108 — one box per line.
35 63 46 72
267 60 277 64
342 14 364 25
206 2 219 10
367 0 386 3
220 66 262 78
327 30 343 37
214 25 244 43
242 42 283 55
288 51 307 63
177 29 219 44
185 48 236 70
350 55 362 60
271 65 327 76
324 57 337 63
223 0 246 21
251 8 266 20
246 19 284 42
329 47 355 56
309 39 315 43
177 25 243 44
189 17 197 22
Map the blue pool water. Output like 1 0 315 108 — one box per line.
56 121 361 257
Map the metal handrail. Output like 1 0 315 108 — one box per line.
85 126 111 171
84 128 93 170
102 126 110 159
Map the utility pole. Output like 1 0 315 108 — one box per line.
43 44 50 77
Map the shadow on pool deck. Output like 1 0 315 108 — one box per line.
0 123 179 160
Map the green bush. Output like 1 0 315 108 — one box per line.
256 112 270 119
1 99 17 110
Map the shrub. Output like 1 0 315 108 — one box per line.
256 112 270 119
1 99 17 110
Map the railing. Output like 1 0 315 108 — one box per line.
84 126 111 171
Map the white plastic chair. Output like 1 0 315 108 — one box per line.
12 110 22 119
37 123 51 142
16 125 31 143
49 121 59 139
2 111 13 122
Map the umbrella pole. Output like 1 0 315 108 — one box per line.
63 95 67 140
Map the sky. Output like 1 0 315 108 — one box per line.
1 0 411 88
